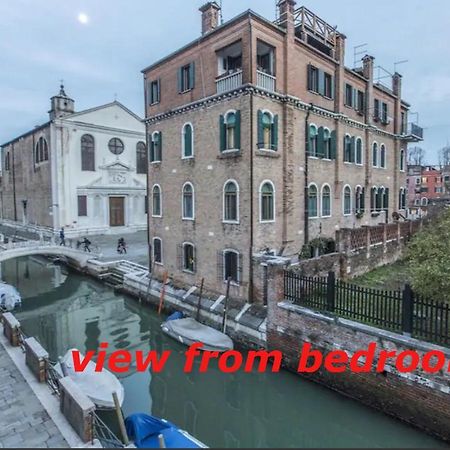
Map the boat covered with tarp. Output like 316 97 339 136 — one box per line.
161 312 233 352
125 413 207 448
0 283 21 311
54 349 124 409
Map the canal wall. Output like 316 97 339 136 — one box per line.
267 300 450 442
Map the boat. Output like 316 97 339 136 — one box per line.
125 413 207 448
0 282 22 311
54 349 124 409
161 312 233 352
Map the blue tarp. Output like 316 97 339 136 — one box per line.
125 413 202 448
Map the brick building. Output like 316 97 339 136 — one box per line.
143 1 423 302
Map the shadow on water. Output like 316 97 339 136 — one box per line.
3 257 447 449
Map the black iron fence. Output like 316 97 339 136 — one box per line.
284 271 449 347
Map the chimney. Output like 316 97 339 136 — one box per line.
392 72 402 97
277 0 296 31
362 54 375 81
199 2 221 35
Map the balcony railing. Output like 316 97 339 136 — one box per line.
216 70 243 94
256 70 276 93
409 123 424 140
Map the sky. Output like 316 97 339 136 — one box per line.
1 0 449 163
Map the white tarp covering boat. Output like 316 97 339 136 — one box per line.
54 349 125 409
0 283 22 311
161 317 233 352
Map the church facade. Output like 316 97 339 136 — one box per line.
0 86 147 236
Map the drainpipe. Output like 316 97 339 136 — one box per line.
144 76 152 274
248 16 254 304
303 103 314 247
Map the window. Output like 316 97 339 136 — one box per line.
308 184 318 218
344 135 353 163
81 134 95 171
223 250 240 283
258 111 278 151
182 182 194 219
401 112 407 134
415 177 421 186
4 152 10 171
374 99 380 120
357 90 365 113
399 188 406 210
356 138 363 165
372 143 378 167
324 73 333 98
136 141 147 174
400 149 405 171
307 65 319 92
178 63 195 92
421 197 428 206
381 102 388 124
220 111 241 151
148 79 160 105
321 184 331 217
223 180 239 223
345 84 353 107
414 198 420 206
322 128 332 159
108 138 124 155
355 186 365 213
35 137 49 163
382 187 389 210
153 238 162 264
343 186 352 215
218 41 243 76
307 65 334 99
150 131 162 162
181 123 194 158
183 243 195 273
309 125 318 157
380 144 386 168
152 185 162 217
78 195 87 217
260 181 275 222
257 41 274 75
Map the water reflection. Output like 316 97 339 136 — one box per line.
3 257 447 449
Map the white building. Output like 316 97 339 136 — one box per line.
0 86 147 236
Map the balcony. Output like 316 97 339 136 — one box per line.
402 123 424 142
216 70 243 94
256 70 276 92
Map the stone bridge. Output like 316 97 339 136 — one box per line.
0 240 99 268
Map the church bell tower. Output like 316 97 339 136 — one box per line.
49 84 75 120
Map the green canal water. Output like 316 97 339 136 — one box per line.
3 257 447 448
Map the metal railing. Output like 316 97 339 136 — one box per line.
92 412 124 448
216 70 243 94
256 70 276 92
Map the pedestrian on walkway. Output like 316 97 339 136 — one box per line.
117 237 127 254
59 227 66 246
82 237 91 252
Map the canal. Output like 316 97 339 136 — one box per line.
3 256 447 448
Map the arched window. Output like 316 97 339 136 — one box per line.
399 188 406 210
322 128 331 159
182 183 194 219
309 125 318 157
382 187 389 210
150 131 162 162
153 238 163 264
220 110 241 152
355 186 365 213
400 149 405 171
223 250 240 283
356 138 363 165
182 123 194 158
152 185 162 217
81 134 95 171
321 184 331 217
421 197 428 206
380 144 386 168
259 111 277 151
372 143 378 167
375 187 384 211
344 135 352 162
343 185 352 215
182 243 196 273
136 141 147 174
260 181 275 222
308 184 318 218
223 180 239 223
35 137 49 164
108 137 124 155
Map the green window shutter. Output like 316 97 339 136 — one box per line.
318 70 325 96
177 68 182 93
189 62 195 89
384 188 389 209
157 79 161 103
185 125 192 157
352 88 357 109
271 115 279 150
330 76 335 99
219 115 226 152
158 132 162 161
147 81 152 105
350 136 356 162
307 65 312 91
361 187 365 210
330 130 337 160
235 110 241 150
150 139 155 162
317 127 325 157
257 110 264 149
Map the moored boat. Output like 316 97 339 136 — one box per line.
54 348 125 409
125 413 207 448
0 282 22 311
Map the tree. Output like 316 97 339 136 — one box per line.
406 208 450 302
438 145 450 167
407 146 426 166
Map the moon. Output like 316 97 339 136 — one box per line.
78 13 89 25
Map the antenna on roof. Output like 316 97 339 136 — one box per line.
394 59 408 73
219 0 223 24
353 43 368 69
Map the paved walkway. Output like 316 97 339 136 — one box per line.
0 345 68 448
